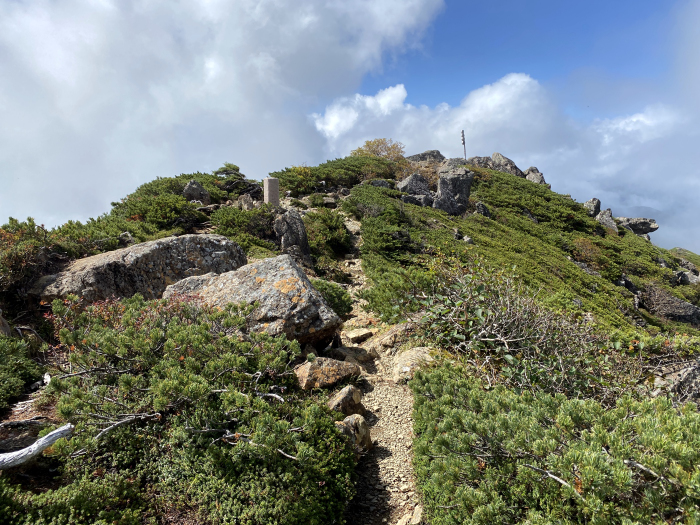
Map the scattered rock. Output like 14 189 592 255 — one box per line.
31 235 246 303
640 286 700 325
583 198 601 217
274 208 312 267
335 414 372 454
393 347 435 382
237 194 255 211
164 255 341 346
463 236 474 244
397 174 431 196
617 217 659 235
474 201 491 218
401 194 433 207
679 258 699 275
523 167 546 184
295 357 361 389
406 150 445 163
595 208 618 233
467 152 524 178
183 180 211 205
0 310 12 337
328 385 365 416
365 322 418 356
345 328 374 344
118 231 134 246
329 345 378 364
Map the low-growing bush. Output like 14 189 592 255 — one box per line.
211 205 278 253
0 337 41 409
311 279 353 317
0 295 355 524
412 369 700 525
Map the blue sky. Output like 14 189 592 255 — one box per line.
1 0 699 251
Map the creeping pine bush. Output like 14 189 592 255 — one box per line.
303 209 352 280
210 205 278 253
0 295 355 525
412 369 700 525
311 279 353 317
0 337 41 409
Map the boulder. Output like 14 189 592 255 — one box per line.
327 385 365 416
439 158 469 172
30 235 246 303
433 186 463 215
474 201 491 218
595 208 618 233
467 152 524 178
583 198 601 217
236 194 255 211
118 232 134 246
335 414 372 454
364 321 417 357
0 310 12 338
617 217 659 235
183 180 211 205
295 357 360 389
164 255 342 346
328 345 378 364
432 170 473 215
406 150 445 163
524 167 546 184
401 194 433 207
640 286 700 325
393 347 435 382
679 258 699 276
344 328 374 344
274 209 312 267
397 173 431 196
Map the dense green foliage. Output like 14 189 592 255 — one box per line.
210 205 278 254
412 369 700 524
310 279 353 317
270 157 396 197
303 209 352 281
0 337 41 409
0 295 355 524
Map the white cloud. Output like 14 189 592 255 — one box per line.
0 0 444 226
312 73 700 251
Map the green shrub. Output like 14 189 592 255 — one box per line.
307 193 326 208
412 369 700 525
311 279 353 317
211 205 278 253
0 337 41 409
0 295 355 524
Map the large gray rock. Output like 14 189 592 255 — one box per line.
433 186 463 215
393 347 434 382
640 286 700 325
584 198 601 217
335 414 372 456
406 150 445 163
432 170 473 215
467 152 524 178
397 173 430 196
523 167 546 184
474 201 491 218
274 209 312 266
183 180 211 205
294 357 360 389
617 217 659 235
595 208 618 233
679 258 699 276
164 255 341 346
401 194 433 207
30 235 246 303
328 385 365 416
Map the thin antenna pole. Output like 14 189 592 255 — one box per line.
461 130 466 160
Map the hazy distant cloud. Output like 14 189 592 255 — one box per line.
0 0 445 226
312 73 699 251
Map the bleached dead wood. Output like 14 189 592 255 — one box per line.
0 423 73 470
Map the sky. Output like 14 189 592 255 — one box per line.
1 0 699 251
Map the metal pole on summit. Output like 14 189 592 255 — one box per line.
461 130 466 160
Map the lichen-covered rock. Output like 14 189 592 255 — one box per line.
432 170 473 215
524 167 546 184
335 414 372 455
595 208 618 233
617 217 659 235
640 286 700 325
584 198 601 217
274 209 312 266
393 347 434 382
467 152 524 178
328 385 365 416
295 357 360 389
183 180 211 205
406 150 445 163
397 173 431 196
165 255 342 346
30 235 246 303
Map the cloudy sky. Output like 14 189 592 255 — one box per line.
1 0 699 251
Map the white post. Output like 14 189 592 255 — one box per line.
264 178 280 206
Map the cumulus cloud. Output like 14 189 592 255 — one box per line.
0 0 444 226
312 67 700 251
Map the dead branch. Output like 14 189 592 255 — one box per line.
0 423 74 470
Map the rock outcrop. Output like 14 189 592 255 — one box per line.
328 385 365 416
432 169 473 216
466 152 524 178
183 180 211 205
295 357 360 389
640 286 700 325
595 208 618 233
617 217 659 235
164 255 342 346
405 150 446 164
584 198 601 217
274 209 312 266
523 167 547 185
393 347 434 382
30 235 246 303
474 201 491 218
396 174 431 196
